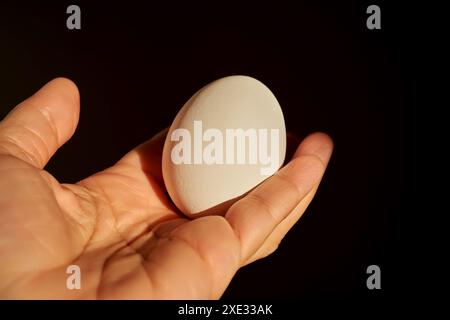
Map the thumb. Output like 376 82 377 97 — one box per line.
0 78 80 168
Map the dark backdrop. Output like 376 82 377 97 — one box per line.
0 1 410 299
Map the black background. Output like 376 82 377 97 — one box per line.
0 1 410 299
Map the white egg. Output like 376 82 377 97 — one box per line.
162 75 286 217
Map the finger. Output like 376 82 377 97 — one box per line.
226 132 333 264
242 132 323 264
141 215 240 299
0 78 80 168
243 186 318 265
244 133 333 264
242 132 324 264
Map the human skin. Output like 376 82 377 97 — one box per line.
0 78 333 299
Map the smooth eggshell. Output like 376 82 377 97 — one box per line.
162 75 286 217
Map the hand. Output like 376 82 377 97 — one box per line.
0 78 333 299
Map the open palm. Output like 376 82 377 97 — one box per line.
0 78 333 299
